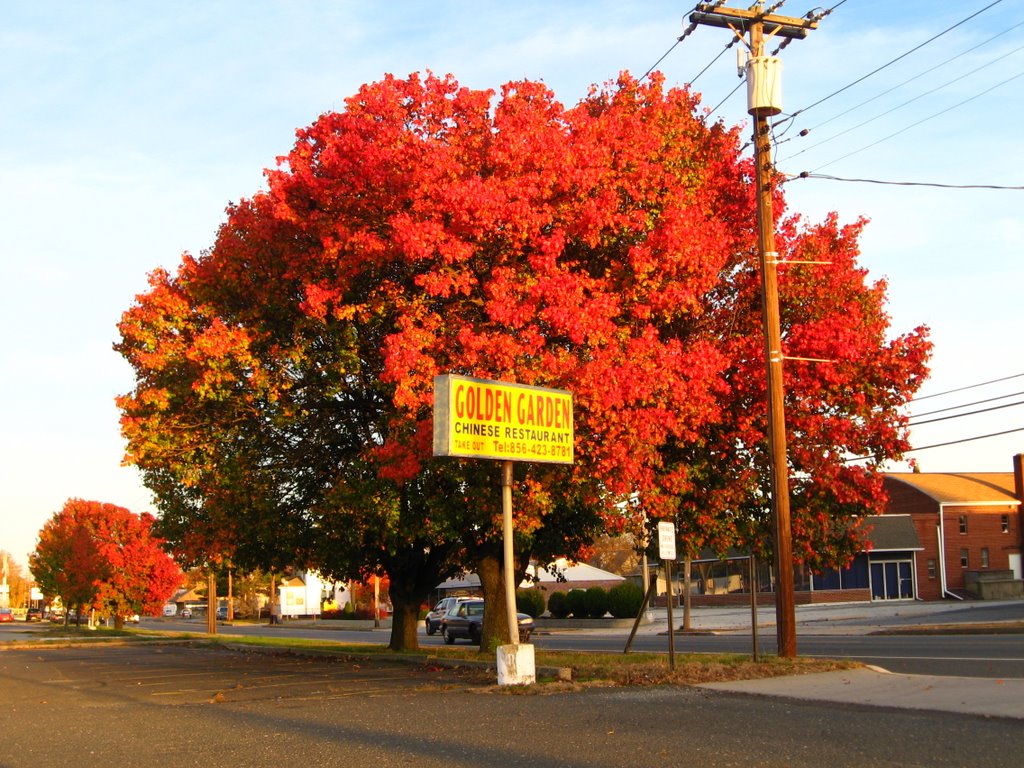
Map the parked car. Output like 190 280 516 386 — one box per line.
180 608 192 619
66 610 91 626
0 608 13 623
442 599 535 645
25 607 43 622
424 596 476 636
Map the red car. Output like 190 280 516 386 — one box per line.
0 608 14 623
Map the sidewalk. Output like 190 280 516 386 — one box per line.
661 600 1024 720
624 598 1024 635
698 666 1024 720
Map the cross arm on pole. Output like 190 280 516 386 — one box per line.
689 4 818 40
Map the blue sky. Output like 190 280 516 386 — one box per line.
2 1 1022 566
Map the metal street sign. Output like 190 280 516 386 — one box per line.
657 521 676 561
433 374 574 464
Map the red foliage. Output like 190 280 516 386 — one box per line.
29 499 182 620
116 70 929 584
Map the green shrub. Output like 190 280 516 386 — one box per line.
607 581 645 618
547 591 570 618
583 586 609 618
515 588 546 618
565 589 588 618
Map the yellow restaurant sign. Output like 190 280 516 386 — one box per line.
433 375 574 464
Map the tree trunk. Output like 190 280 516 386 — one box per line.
382 533 463 652
388 598 420 651
386 564 436 652
476 551 509 653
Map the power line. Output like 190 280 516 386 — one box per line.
639 5 702 83
910 390 1024 418
844 426 1024 462
688 37 739 86
805 70 1024 172
909 399 1024 426
785 172 1024 190
771 0 849 56
911 373 1024 402
903 427 1024 453
792 20 1024 138
703 79 744 119
775 0 1007 129
641 37 686 83
780 43 1024 162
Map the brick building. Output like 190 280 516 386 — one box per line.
881 457 1024 601
653 456 1024 606
667 514 923 607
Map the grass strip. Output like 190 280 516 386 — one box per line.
11 627 857 686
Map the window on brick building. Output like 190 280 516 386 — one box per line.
981 548 990 568
927 559 936 579
1002 514 1010 533
960 549 969 568
958 515 967 534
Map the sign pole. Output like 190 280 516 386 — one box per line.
749 553 759 662
665 559 675 669
657 520 677 670
501 460 518 647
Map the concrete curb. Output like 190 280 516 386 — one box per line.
535 617 648 630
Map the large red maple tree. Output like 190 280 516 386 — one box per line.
118 72 929 650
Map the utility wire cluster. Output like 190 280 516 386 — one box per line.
637 5 1022 458
846 373 1024 461
641 1 1021 189
774 0 1021 187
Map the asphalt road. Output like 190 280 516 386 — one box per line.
2 644 1022 768
531 631 1024 678
142 615 1024 679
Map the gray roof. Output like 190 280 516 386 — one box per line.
865 514 922 552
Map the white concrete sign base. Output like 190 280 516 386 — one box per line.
496 643 536 686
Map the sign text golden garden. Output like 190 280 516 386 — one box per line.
433 375 574 464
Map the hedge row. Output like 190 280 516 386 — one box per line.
519 582 645 620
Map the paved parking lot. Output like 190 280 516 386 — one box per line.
4 642 485 707
3 642 1023 768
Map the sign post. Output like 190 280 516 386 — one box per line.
657 520 677 669
501 460 517 647
434 374 574 686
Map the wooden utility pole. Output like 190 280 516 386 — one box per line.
206 569 217 635
689 3 818 658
